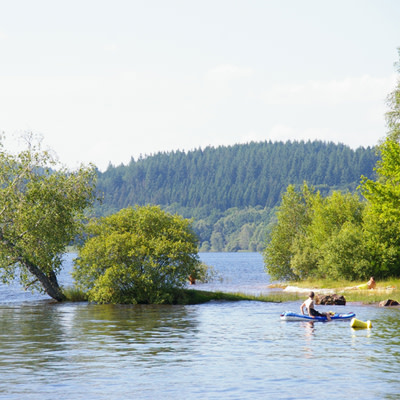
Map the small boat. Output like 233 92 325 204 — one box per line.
280 311 356 322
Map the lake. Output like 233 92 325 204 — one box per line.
0 253 399 399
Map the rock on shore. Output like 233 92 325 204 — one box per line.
317 294 346 305
379 299 400 307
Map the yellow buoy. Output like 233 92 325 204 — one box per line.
350 317 372 329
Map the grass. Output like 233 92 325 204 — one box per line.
61 286 304 304
172 289 304 304
63 286 88 302
340 291 393 304
61 278 399 305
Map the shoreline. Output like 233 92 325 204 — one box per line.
269 284 399 306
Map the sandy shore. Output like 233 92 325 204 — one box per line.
283 286 336 295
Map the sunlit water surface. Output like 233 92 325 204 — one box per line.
0 253 399 400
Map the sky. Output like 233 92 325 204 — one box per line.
0 0 399 171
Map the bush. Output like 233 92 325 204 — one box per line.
73 205 202 304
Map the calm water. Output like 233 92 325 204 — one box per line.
0 253 399 400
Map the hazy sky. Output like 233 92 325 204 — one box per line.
1 0 399 170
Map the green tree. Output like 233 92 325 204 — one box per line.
73 205 201 304
0 135 96 301
308 192 367 280
360 138 400 222
264 184 369 281
95 140 377 217
210 231 224 252
359 138 400 278
320 221 370 280
263 183 314 280
361 207 400 278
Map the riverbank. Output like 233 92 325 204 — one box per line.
62 286 305 304
270 278 399 305
63 279 399 305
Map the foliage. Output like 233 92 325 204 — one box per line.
62 286 88 302
165 204 275 252
73 205 202 304
263 183 314 280
0 134 97 301
307 191 366 280
94 141 377 251
96 141 376 212
264 184 369 281
361 138 400 222
179 289 304 304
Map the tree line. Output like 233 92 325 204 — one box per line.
95 140 378 251
96 140 377 211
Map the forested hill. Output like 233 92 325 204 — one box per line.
95 140 378 252
96 140 377 212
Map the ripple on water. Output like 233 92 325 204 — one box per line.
0 253 400 399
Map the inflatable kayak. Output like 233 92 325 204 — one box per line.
280 311 355 322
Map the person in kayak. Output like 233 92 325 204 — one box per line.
300 291 331 321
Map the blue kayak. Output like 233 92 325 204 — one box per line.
280 311 355 322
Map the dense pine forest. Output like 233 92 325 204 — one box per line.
95 140 378 252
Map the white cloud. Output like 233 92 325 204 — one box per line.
263 74 396 106
205 64 254 81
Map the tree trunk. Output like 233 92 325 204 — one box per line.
24 260 66 302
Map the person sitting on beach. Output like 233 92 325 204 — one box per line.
300 291 331 321
367 276 376 290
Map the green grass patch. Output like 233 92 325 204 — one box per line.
341 291 393 304
170 289 304 305
61 280 399 305
61 287 304 305
62 286 88 302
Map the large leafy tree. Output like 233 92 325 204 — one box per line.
0 135 96 301
73 205 201 304
263 183 314 280
360 139 400 277
306 191 367 280
264 184 369 281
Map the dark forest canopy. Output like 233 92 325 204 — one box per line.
96 140 377 211
94 140 378 251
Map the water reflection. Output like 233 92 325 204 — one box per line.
0 302 199 396
299 321 315 359
69 304 199 362
1 252 400 399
